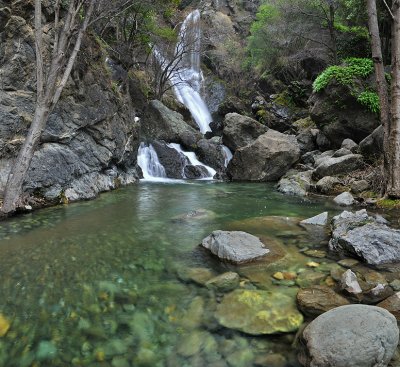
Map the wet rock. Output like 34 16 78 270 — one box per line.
228 130 301 182
222 113 268 151
226 349 254 367
329 210 400 265
315 176 342 194
216 289 303 335
296 271 326 288
201 231 270 264
151 140 186 179
206 272 240 292
340 269 362 294
297 285 350 316
181 267 215 286
277 170 313 197
303 249 327 258
172 209 217 223
338 258 359 268
390 280 400 292
377 292 400 320
350 180 369 194
314 154 363 179
177 330 208 357
300 212 328 226
363 284 394 304
333 192 354 206
179 296 205 329
298 305 399 367
184 164 209 179
254 353 287 367
112 356 130 367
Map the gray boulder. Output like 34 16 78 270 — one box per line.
359 125 383 161
201 230 270 264
228 130 301 182
315 176 342 194
341 138 358 152
314 154 363 179
222 113 268 152
309 81 380 147
300 212 328 226
194 138 226 178
298 304 399 367
332 148 352 158
151 140 186 179
351 179 369 194
333 192 355 206
141 100 202 149
329 210 400 265
296 129 316 155
277 170 314 197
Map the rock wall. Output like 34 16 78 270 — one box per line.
0 4 142 206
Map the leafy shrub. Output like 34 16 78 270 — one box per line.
357 91 380 113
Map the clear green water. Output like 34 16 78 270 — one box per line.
0 182 340 367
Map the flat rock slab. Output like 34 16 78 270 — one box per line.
300 212 328 226
299 304 399 367
201 230 270 264
215 289 303 335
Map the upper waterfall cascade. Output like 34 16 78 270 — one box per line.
155 10 212 134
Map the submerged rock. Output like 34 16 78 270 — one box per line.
201 231 270 264
215 289 303 335
377 292 400 321
329 210 400 265
0 314 10 337
298 305 399 367
296 285 350 316
206 272 240 292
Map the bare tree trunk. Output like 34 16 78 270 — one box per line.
328 4 338 64
366 0 390 196
387 0 400 197
1 0 95 215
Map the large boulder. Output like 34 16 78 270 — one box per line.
215 289 303 335
329 210 400 265
309 81 380 147
314 154 363 179
194 138 226 178
151 140 186 179
298 305 399 367
141 100 202 149
227 130 301 182
222 113 268 151
201 230 270 264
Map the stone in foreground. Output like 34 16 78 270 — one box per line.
298 304 399 367
215 289 303 335
300 212 328 226
201 230 270 264
329 210 400 265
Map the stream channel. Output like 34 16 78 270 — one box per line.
0 181 345 367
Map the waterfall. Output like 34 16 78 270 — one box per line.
222 145 233 167
167 143 216 179
154 10 212 134
137 143 168 181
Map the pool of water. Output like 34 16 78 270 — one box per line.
0 182 342 367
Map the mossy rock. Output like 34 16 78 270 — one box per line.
215 289 303 335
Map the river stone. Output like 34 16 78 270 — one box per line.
206 272 240 292
329 210 400 265
296 271 326 288
201 231 270 264
296 285 350 316
341 269 362 294
300 212 328 226
277 170 314 197
314 154 363 179
298 305 399 367
315 176 342 194
333 192 354 206
377 292 400 320
215 289 303 335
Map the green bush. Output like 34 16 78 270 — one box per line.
313 58 373 92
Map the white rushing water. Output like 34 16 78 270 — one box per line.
167 143 216 179
154 10 212 134
137 143 169 181
222 145 233 167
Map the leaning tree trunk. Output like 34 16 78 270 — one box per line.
387 0 400 197
366 0 390 195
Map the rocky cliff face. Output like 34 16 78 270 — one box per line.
0 3 142 206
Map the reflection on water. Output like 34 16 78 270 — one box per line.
0 182 338 366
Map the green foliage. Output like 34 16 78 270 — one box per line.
313 58 374 92
376 198 400 209
357 91 380 114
